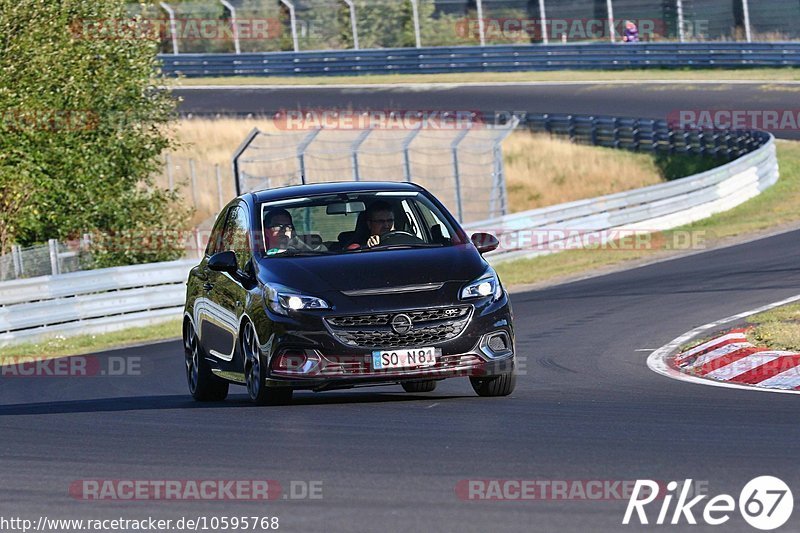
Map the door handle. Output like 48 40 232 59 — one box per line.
203 282 214 291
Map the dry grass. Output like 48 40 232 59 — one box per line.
747 303 800 352
502 133 662 212
165 118 666 223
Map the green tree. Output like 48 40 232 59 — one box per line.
0 0 190 267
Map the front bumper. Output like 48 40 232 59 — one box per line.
261 294 515 391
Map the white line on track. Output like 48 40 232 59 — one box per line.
170 80 800 91
647 294 800 395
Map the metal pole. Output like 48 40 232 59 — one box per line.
165 153 174 191
401 125 422 182
476 0 485 46
297 128 321 185
279 0 299 52
676 0 685 42
220 0 241 54
410 0 421 48
231 128 261 196
11 245 22 278
450 126 472 223
741 0 752 42
343 0 359 50
159 2 179 54
350 128 373 182
606 0 616 43
189 159 198 209
48 239 60 276
215 164 224 211
539 0 548 45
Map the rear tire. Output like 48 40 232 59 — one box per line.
243 322 293 406
184 322 229 402
401 380 437 393
470 372 516 397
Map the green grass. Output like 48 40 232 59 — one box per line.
746 303 800 352
497 140 800 287
0 320 182 361
171 68 800 86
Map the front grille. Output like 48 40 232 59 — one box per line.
324 306 471 349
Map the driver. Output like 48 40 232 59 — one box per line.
364 201 395 248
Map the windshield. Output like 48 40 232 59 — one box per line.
258 191 463 257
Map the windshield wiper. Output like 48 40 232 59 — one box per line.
368 243 445 251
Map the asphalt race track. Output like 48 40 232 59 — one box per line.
174 82 800 139
3 228 800 532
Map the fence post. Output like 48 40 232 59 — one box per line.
232 128 261 195
539 0 548 45
451 125 472 223
351 128 373 182
189 159 199 209
297 128 321 185
476 0 486 46
343 0 359 50
165 153 174 191
410 0 421 48
741 0 752 42
11 245 22 278
606 0 616 43
402 125 422 182
220 0 241 54
279 0 299 52
215 164 224 211
159 2 179 54
676 0 686 42
48 239 60 276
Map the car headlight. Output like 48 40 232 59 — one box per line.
461 267 503 300
263 283 329 315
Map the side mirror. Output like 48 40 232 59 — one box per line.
208 250 238 274
471 232 499 254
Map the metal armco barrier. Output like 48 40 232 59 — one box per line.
0 260 195 347
464 123 777 263
159 42 800 77
0 114 779 347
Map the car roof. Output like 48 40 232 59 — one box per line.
249 181 424 203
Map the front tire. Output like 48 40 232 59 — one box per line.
470 372 516 397
401 380 437 393
242 322 293 406
184 322 229 402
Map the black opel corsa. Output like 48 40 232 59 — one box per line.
183 182 516 404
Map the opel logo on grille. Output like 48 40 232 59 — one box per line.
391 314 413 334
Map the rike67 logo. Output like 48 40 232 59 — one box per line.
623 477 793 530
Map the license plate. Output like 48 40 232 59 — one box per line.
372 348 437 370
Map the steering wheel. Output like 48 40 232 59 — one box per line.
379 230 425 246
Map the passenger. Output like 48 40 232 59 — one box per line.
264 208 326 255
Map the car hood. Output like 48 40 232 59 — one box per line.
256 245 487 293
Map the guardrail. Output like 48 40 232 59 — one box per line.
159 42 800 77
0 260 195 347
464 118 777 263
0 113 779 347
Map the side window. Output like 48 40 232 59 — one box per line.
206 207 234 256
230 207 251 270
